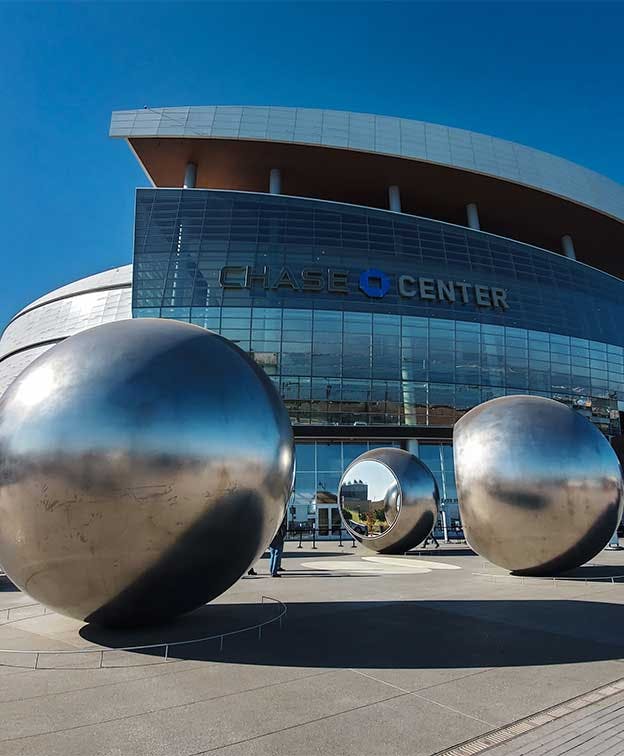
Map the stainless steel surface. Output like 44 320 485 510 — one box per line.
338 448 439 554
0 318 294 626
454 395 624 575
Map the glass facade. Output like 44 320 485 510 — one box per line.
293 441 401 525
292 440 459 531
130 186 624 533
132 189 624 436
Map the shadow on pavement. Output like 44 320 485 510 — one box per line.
556 564 624 581
80 598 624 669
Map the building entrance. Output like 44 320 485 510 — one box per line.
316 504 342 537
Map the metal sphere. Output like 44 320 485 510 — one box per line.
338 448 439 554
453 395 623 575
0 319 294 626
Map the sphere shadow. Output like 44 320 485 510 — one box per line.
80 598 624 670
552 564 624 581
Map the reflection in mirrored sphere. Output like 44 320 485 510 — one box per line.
0 319 294 627
338 448 439 553
454 395 624 575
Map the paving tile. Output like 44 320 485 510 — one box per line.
0 661 335 741
419 661 624 727
0 669 397 756
205 690 490 756
1 544 624 756
485 692 624 755
0 659 201 703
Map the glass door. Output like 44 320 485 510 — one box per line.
316 505 342 538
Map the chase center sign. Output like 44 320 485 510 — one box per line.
219 265 509 310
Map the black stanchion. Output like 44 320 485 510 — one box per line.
297 531 303 549
351 535 356 548
312 529 317 549
338 529 343 547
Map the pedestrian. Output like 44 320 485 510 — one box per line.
422 531 440 549
269 516 287 577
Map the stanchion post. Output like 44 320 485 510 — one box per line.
298 531 303 549
312 529 317 549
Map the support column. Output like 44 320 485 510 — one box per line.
183 162 197 189
269 168 282 195
466 202 480 231
561 234 576 260
388 185 402 213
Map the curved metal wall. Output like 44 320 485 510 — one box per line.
0 266 132 396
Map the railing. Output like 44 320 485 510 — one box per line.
286 527 356 549
284 526 466 548
0 595 287 670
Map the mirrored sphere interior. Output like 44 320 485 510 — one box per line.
338 448 439 554
0 318 294 626
454 395 623 575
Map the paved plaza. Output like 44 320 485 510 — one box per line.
2 542 624 755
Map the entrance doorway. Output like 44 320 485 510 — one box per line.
316 504 342 537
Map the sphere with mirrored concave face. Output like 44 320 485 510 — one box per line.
453 395 623 575
0 318 294 627
338 448 439 554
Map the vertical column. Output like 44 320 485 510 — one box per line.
561 234 576 260
183 162 197 189
466 202 480 231
388 185 402 213
269 168 282 195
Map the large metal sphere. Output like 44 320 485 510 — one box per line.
0 319 294 626
454 395 623 575
338 448 439 554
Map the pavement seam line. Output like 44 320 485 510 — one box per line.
431 675 624 756
0 667 338 744
348 668 411 693
410 667 494 694
349 668 495 726
0 659 206 705
408 690 496 727
187 689 414 755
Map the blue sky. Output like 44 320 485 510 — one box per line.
1 2 623 327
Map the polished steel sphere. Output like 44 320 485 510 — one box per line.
338 448 439 554
454 395 623 575
0 319 294 626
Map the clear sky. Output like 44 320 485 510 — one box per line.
1 2 623 328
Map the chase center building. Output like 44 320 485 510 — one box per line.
3 106 624 535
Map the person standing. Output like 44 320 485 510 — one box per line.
269 516 287 577
422 531 440 549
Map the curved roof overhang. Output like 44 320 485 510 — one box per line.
110 107 624 278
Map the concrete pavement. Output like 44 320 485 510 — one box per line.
1 542 624 755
